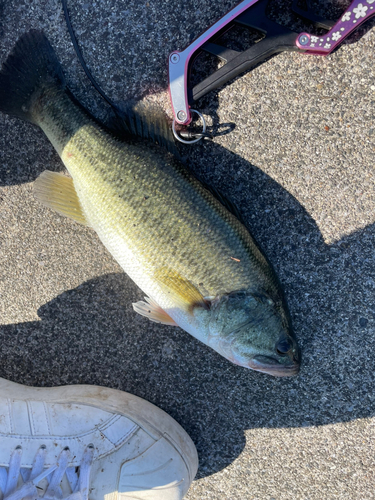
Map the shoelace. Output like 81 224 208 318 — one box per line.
0 445 94 500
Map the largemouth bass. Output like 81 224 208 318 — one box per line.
0 31 300 376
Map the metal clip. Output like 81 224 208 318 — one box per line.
172 109 207 144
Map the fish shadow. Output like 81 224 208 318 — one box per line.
1 139 374 478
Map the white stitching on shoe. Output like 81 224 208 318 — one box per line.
26 401 35 436
42 403 51 436
121 458 173 477
6 400 13 434
99 416 138 447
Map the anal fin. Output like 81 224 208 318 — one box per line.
34 170 89 226
132 297 177 326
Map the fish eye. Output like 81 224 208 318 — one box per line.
276 339 293 356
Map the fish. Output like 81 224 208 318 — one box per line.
0 30 300 376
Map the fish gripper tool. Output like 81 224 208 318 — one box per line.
169 0 375 142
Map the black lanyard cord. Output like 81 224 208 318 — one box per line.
61 0 120 112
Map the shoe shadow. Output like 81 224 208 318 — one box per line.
1 139 374 478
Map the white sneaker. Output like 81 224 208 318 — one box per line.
0 378 198 500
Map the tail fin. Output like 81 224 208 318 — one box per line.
0 30 65 123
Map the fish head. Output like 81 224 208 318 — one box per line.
197 290 300 376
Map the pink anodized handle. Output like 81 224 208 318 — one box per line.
169 0 260 125
296 0 375 54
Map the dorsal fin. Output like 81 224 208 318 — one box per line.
208 185 245 224
193 169 246 225
106 101 180 158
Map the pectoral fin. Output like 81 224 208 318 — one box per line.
154 268 208 312
132 297 177 326
34 170 89 226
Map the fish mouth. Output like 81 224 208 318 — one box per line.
249 355 300 377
